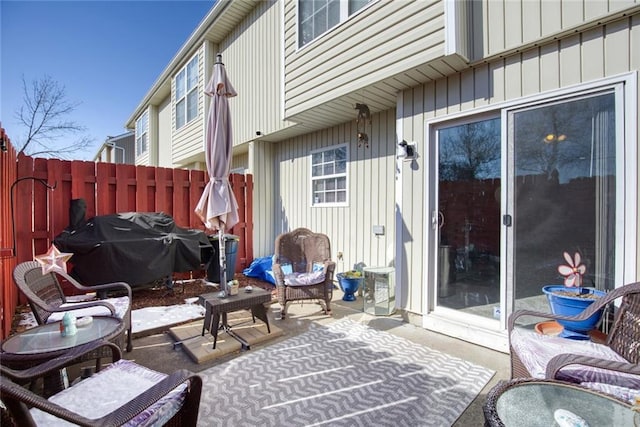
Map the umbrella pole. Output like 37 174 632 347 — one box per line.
219 228 227 294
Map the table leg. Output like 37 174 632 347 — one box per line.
211 313 221 349
202 304 212 336
251 303 271 334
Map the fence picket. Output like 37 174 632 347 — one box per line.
1 147 253 340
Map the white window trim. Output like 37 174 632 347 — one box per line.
175 55 199 130
135 111 148 156
296 0 375 50
310 143 349 207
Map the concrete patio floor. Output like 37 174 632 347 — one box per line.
123 287 510 426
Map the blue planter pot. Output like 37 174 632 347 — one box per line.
337 274 363 302
542 285 606 339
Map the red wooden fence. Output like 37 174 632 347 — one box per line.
0 126 18 341
0 138 253 340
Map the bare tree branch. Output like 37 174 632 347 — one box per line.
14 75 94 158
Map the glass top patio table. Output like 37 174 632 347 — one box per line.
484 378 636 426
2 316 123 356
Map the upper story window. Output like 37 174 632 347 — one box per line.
135 111 148 156
175 56 199 130
298 0 371 47
311 144 348 206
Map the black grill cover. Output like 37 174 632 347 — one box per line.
54 212 212 287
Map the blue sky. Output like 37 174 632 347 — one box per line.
1 0 213 159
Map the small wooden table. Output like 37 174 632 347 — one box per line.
483 378 636 426
199 288 271 349
1 316 125 396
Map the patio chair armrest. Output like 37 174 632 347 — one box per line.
58 270 132 298
0 341 121 382
54 300 117 316
97 370 203 427
546 353 640 380
272 263 285 286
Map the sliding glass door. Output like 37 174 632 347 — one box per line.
431 85 626 334
510 92 617 313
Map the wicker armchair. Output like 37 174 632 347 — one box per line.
508 282 640 401
272 228 336 319
13 261 133 352
0 340 202 427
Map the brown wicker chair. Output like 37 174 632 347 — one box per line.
13 261 133 352
508 282 640 398
272 228 336 319
0 340 203 427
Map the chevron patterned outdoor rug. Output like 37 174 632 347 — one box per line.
196 318 494 426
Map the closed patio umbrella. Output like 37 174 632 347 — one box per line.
195 53 239 293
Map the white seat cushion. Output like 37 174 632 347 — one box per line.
47 296 130 323
511 327 640 388
30 359 186 426
284 270 326 286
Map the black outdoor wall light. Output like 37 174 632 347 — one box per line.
397 140 416 161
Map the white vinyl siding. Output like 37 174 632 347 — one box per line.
298 0 371 47
172 45 205 166
284 0 447 117
396 13 640 318
274 109 397 276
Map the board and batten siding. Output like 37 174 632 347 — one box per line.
215 0 292 146
397 13 640 315
476 0 639 60
273 110 397 275
158 96 172 168
171 45 207 166
282 0 447 117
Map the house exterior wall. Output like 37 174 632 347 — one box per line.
272 109 397 272
216 0 291 145
397 12 640 316
473 0 639 60
171 45 207 166
158 96 172 167
282 0 447 117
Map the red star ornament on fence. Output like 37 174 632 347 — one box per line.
34 244 73 274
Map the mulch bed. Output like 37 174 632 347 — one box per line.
10 273 275 335
130 273 275 310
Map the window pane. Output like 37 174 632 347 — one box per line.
187 58 198 90
300 0 313 20
311 145 348 205
176 99 185 129
187 90 198 121
328 0 340 28
336 159 346 174
176 71 185 99
513 93 617 300
348 0 369 14
313 6 327 39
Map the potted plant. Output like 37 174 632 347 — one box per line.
336 270 364 301
542 251 606 339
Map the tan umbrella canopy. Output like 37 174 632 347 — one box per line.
195 53 239 293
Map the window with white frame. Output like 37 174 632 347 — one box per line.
298 0 371 47
311 144 348 205
175 56 199 130
135 112 148 156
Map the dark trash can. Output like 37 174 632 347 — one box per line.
207 234 240 283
